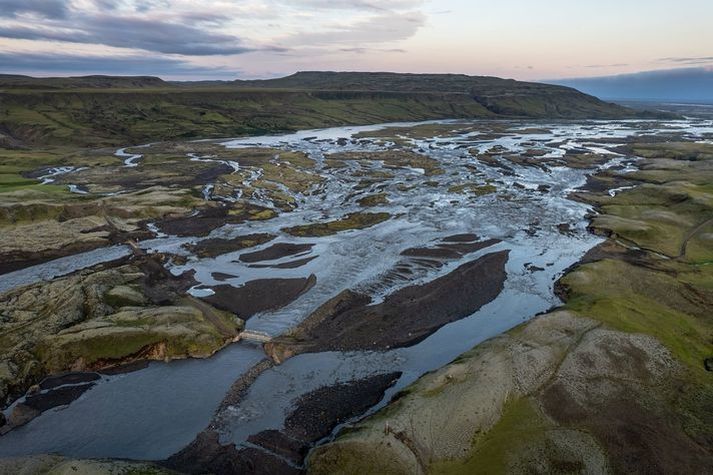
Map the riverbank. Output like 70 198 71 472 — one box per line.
307 140 713 474
0 118 711 474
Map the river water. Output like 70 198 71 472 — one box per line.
1 118 711 461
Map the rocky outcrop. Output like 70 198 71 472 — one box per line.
0 254 243 410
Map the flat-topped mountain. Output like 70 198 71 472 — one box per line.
0 74 166 90
236 70 590 94
0 71 665 146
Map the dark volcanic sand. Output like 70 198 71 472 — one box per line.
164 372 400 475
203 276 317 319
238 243 315 263
248 256 318 269
157 204 273 238
157 208 233 238
442 233 479 242
38 372 100 391
266 250 509 361
185 234 275 258
6 383 96 429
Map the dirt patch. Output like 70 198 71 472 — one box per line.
251 372 401 466
164 430 300 475
38 372 100 390
203 275 316 320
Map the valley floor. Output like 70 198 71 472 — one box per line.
0 115 711 474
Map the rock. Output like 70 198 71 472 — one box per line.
8 403 40 427
0 254 241 406
104 285 146 307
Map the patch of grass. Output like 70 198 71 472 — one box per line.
357 193 389 207
629 142 713 161
562 259 713 375
590 181 713 259
430 397 550 474
260 163 322 193
448 183 497 196
283 212 391 237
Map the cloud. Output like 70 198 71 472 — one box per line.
286 0 423 11
0 14 270 56
286 10 425 46
0 51 239 78
584 63 629 68
658 56 713 65
0 0 428 78
0 0 68 18
339 47 407 54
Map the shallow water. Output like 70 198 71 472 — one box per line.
1 117 712 461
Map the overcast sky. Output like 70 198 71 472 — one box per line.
0 0 711 80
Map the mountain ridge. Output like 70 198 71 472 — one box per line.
0 71 670 147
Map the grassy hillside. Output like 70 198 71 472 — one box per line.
0 71 654 147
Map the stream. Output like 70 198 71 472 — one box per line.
1 118 711 461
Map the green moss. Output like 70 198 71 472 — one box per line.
430 397 550 475
282 212 391 237
562 259 712 375
357 193 389 207
629 142 713 161
448 183 497 196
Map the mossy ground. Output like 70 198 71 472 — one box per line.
447 183 497 196
357 193 389 207
430 398 553 475
283 212 391 237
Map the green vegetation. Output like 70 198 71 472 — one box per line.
448 183 497 196
562 259 712 373
283 212 391 237
357 193 389 207
0 72 650 148
628 142 713 161
430 398 552 475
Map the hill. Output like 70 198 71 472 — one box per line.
0 74 167 90
0 71 657 147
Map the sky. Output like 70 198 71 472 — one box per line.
0 0 712 81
